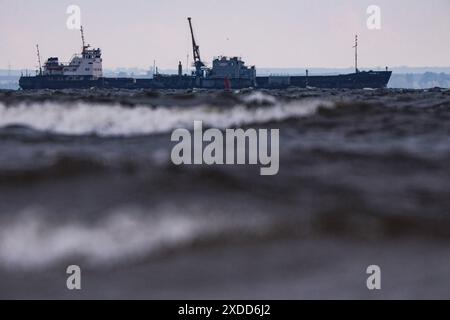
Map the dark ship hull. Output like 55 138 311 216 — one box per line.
19 75 137 90
257 71 392 89
19 71 391 90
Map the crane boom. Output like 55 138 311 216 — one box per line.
187 17 205 77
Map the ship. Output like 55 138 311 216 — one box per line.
19 19 392 90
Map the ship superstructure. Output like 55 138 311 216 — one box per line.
185 18 256 89
209 57 255 81
41 27 103 79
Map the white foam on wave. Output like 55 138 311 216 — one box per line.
0 96 333 136
0 206 272 269
0 207 240 269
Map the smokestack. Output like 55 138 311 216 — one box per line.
178 61 183 76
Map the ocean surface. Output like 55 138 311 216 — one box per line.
0 88 450 299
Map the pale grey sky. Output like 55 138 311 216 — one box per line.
0 0 449 70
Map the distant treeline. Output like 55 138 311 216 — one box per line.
388 73 450 89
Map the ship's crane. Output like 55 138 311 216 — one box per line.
187 17 205 77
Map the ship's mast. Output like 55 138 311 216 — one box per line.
36 44 42 75
187 17 205 77
353 35 359 73
80 26 89 54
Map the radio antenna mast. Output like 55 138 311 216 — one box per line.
353 35 359 73
36 44 42 75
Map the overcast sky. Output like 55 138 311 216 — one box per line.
0 0 449 70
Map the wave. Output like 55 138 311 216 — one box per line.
0 206 270 269
2 201 450 269
0 94 333 137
